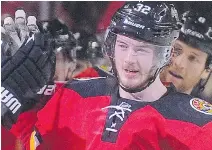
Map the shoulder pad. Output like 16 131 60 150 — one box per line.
154 92 212 126
64 77 117 98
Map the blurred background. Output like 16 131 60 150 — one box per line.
3 1 209 35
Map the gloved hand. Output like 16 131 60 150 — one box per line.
1 9 56 129
2 9 40 56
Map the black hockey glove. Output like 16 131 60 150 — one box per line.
1 33 55 129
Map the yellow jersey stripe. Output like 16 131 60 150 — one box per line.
30 131 36 150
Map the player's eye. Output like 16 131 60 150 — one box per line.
188 55 199 63
118 44 128 49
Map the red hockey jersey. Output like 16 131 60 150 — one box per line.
26 78 212 150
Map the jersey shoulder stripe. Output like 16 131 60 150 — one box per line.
64 77 117 98
154 92 212 126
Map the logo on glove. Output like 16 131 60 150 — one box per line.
1 87 21 114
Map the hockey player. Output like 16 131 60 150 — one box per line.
25 2 211 150
160 9 212 100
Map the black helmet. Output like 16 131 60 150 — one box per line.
109 1 179 46
178 10 212 68
104 1 180 93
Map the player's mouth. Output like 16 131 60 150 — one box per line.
124 69 139 77
169 71 183 79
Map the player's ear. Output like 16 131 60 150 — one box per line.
201 68 211 80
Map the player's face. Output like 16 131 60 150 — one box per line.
114 34 154 90
163 40 209 94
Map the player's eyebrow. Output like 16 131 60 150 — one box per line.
191 51 200 57
117 40 152 49
116 40 128 45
